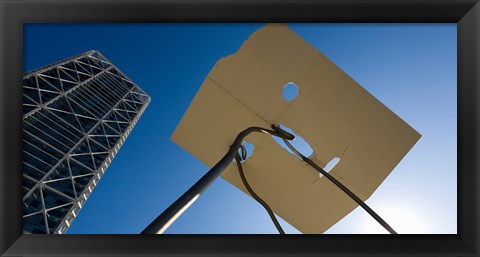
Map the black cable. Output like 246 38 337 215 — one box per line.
281 138 397 234
234 149 285 234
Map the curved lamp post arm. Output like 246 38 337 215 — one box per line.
141 124 396 235
141 125 293 234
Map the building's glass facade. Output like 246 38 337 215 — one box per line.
22 50 150 234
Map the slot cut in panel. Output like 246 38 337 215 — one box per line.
321 157 341 177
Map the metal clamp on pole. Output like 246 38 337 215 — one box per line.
141 125 294 234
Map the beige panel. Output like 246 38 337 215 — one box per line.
171 24 421 233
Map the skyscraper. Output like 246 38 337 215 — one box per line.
22 50 150 234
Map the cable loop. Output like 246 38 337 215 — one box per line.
235 143 285 234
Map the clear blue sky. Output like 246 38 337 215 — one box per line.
24 23 456 234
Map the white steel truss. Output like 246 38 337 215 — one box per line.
22 50 151 234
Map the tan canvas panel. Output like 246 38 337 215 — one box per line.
171 24 421 233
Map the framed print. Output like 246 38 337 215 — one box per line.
1 0 479 256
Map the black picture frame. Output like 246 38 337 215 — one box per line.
1 0 478 256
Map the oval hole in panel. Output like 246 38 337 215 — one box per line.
273 124 314 158
237 141 255 162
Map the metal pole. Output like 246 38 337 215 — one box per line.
141 125 293 234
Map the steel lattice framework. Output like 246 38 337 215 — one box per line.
22 50 150 234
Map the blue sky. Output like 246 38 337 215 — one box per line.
24 23 456 234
